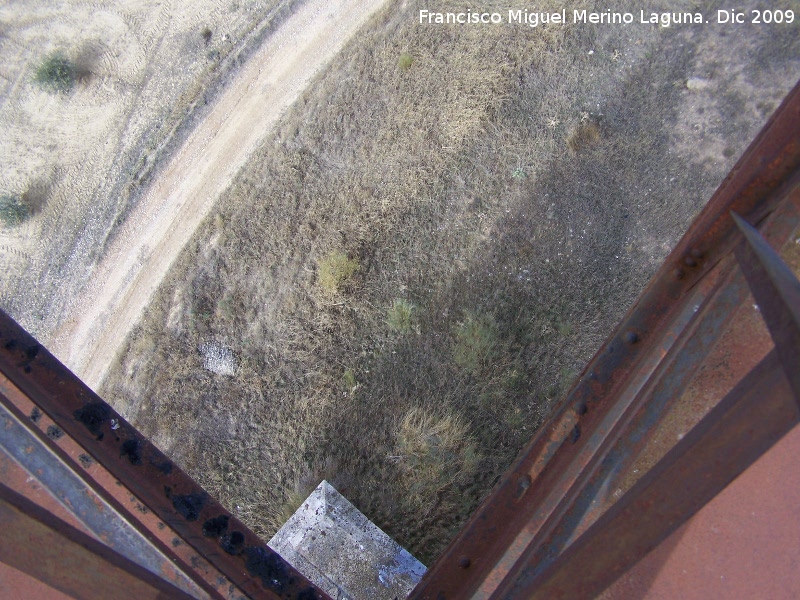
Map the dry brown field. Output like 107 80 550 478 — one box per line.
2 0 799 566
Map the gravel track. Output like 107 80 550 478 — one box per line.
49 0 389 389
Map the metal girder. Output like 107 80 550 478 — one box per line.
0 311 332 600
732 212 800 396
497 348 797 599
0 481 196 600
493 217 800 598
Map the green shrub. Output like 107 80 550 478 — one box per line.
398 53 414 71
317 251 359 294
342 369 357 391
453 313 497 373
0 194 30 228
34 52 76 93
387 298 415 333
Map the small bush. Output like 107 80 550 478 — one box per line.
453 313 497 373
0 194 30 228
317 251 359 294
387 298 415 333
34 52 76 93
398 53 414 71
201 27 213 46
566 121 601 152
393 406 480 511
342 369 357 391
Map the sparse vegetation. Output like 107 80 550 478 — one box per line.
34 52 76 93
265 489 308 533
387 298 415 334
398 52 414 71
318 251 359 294
0 194 30 228
98 0 800 566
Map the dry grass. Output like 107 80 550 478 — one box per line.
567 120 602 153
318 251 360 295
392 406 480 513
101 0 800 564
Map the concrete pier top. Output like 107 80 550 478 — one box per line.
268 481 426 600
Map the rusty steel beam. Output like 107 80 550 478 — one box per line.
496 349 798 599
0 481 195 600
0 310 331 600
0 370 229 599
478 191 800 591
0 398 207 597
492 214 800 598
411 78 800 600
732 211 800 397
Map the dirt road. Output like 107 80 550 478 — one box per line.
49 0 389 390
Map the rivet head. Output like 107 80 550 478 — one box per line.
516 474 532 498
690 248 704 258
673 268 685 279
459 556 471 569
684 256 697 267
625 331 639 344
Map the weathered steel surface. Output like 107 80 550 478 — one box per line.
0 370 227 599
0 481 196 600
498 349 798 599
733 212 800 397
0 399 205 597
0 373 238 600
0 310 331 600
411 78 800 600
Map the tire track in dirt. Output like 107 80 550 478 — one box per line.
49 0 390 390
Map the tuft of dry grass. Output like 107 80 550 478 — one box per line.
318 251 359 295
453 313 497 375
392 406 480 513
567 120 601 152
